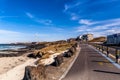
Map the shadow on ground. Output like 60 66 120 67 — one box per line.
93 70 120 74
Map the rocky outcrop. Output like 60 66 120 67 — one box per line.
69 45 77 53
27 52 42 58
63 44 77 57
23 65 46 80
27 53 37 58
23 42 80 80
52 55 63 67
26 44 46 50
63 51 73 57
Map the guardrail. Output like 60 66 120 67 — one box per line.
90 43 120 63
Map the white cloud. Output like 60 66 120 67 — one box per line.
64 4 70 12
78 19 96 25
34 33 49 37
36 19 53 26
77 25 88 32
76 18 120 37
106 30 115 33
26 12 34 19
63 2 81 20
0 29 21 35
71 16 78 20
0 29 52 43
78 18 120 31
70 13 80 20
25 12 53 26
63 2 81 12
0 29 24 43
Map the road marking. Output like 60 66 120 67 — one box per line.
98 62 103 65
59 47 81 80
89 45 120 69
83 46 89 80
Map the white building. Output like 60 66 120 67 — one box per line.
78 34 94 41
107 33 120 45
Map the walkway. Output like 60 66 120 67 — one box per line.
62 44 120 80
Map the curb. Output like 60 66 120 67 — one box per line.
89 45 120 69
59 47 81 80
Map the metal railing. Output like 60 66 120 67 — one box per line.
90 43 120 63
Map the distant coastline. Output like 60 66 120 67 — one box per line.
0 44 26 51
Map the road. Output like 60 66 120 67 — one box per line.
62 44 120 80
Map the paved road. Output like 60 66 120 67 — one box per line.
62 44 120 80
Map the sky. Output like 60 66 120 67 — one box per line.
0 0 120 43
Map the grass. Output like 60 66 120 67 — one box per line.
39 42 75 53
33 41 76 65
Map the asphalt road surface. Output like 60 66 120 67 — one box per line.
62 44 120 80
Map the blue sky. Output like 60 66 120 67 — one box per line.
0 0 120 43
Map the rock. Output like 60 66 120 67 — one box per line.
69 46 76 53
52 55 63 67
63 44 77 57
27 52 42 58
27 53 36 58
36 52 42 58
23 65 46 80
63 51 73 57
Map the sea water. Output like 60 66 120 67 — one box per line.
0 44 26 50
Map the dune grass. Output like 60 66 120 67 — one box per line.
33 41 76 64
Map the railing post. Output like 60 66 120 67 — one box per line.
95 44 97 49
98 45 100 50
115 49 119 63
102 45 104 53
106 46 109 57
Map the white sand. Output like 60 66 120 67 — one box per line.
0 50 70 80
0 57 38 80
39 50 68 65
0 56 30 74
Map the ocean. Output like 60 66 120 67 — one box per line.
0 44 26 50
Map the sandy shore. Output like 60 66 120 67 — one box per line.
0 43 79 80
0 56 28 74
0 56 38 80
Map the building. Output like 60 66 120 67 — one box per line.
77 34 94 41
107 33 120 45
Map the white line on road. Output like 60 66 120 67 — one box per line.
59 47 81 80
89 45 120 69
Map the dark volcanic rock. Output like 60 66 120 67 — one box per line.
23 65 46 80
27 44 46 50
69 46 76 53
36 52 42 58
63 51 73 57
63 44 77 57
52 55 63 67
27 53 36 58
27 52 42 58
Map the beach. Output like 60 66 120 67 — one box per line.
0 41 78 80
0 56 38 80
0 43 36 79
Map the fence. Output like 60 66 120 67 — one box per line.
90 43 120 63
